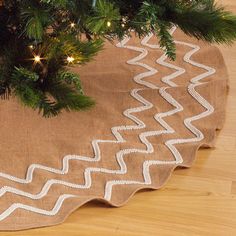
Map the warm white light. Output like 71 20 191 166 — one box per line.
70 22 75 28
121 23 125 28
29 45 34 49
34 55 41 63
107 21 111 27
67 56 75 63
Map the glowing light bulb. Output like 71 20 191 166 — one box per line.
34 55 41 63
107 21 111 27
67 56 75 63
29 45 34 49
70 22 75 28
121 23 125 28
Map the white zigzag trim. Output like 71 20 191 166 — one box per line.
0 35 164 221
104 30 216 201
141 27 185 87
0 88 150 184
104 28 187 200
104 86 184 200
0 194 76 222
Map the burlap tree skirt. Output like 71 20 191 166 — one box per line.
0 28 228 231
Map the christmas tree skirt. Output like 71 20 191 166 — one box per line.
0 28 228 231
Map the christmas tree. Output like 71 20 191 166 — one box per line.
0 0 236 117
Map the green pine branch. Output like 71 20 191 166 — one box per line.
1 0 236 117
10 67 95 118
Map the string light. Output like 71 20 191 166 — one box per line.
121 17 126 28
107 21 111 27
30 53 45 66
70 22 75 28
67 56 75 63
29 45 34 49
34 55 41 63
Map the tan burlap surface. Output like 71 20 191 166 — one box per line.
0 29 228 230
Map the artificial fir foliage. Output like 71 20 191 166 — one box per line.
0 0 236 117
